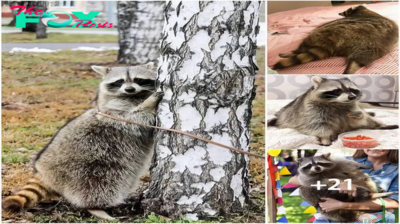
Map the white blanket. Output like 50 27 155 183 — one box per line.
267 100 399 149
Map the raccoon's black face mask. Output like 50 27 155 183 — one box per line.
300 161 335 175
320 87 362 103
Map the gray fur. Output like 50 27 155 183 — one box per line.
269 76 398 146
297 153 377 222
33 64 163 209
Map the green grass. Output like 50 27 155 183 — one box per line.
2 32 117 43
277 175 314 223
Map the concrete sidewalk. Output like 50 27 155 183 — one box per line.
2 43 119 52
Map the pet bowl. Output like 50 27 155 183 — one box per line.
339 131 381 149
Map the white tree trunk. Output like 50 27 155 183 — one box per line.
143 1 260 220
117 1 164 64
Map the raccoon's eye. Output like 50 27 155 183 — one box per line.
134 78 155 86
302 164 312 170
350 88 360 95
322 89 343 98
316 162 333 167
109 79 124 88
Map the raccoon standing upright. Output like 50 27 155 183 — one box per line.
3 64 163 213
268 76 398 146
273 5 398 74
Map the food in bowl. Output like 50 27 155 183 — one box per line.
342 135 379 148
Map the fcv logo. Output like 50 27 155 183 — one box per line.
11 6 114 29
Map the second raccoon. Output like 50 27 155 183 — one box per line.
273 5 398 74
268 76 398 146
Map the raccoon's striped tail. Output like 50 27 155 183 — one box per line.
273 47 330 70
2 176 50 212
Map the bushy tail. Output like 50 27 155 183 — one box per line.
273 47 330 70
2 176 50 212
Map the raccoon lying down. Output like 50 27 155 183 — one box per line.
297 153 395 222
268 76 398 146
273 5 398 74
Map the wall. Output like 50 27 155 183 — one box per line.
267 1 332 14
268 75 399 105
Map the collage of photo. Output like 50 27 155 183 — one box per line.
0 0 399 224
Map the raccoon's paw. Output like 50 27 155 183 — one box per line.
367 112 375 117
347 111 363 119
134 92 164 112
152 91 164 100
318 137 332 146
279 53 292 58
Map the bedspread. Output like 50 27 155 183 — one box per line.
267 2 399 74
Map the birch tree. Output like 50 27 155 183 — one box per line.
142 1 260 220
117 1 164 64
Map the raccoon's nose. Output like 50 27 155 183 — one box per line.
315 167 321 171
125 87 136 93
348 95 356 100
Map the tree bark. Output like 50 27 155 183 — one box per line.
17 1 47 39
117 1 164 65
142 1 260 220
35 3 47 39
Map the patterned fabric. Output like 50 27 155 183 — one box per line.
356 209 395 223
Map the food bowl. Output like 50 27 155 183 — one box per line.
339 131 381 149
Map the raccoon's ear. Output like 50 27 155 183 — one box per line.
321 153 331 159
91 66 110 77
311 76 324 89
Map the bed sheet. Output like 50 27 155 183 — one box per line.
267 2 399 74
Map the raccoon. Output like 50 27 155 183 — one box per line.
268 76 398 146
273 5 398 74
297 153 394 222
2 63 163 212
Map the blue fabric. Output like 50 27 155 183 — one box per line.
351 157 399 202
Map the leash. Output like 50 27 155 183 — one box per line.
96 111 265 159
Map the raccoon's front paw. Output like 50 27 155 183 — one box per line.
134 92 164 112
347 111 363 119
318 137 332 146
153 91 164 100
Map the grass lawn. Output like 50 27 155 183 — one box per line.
2 47 265 222
276 175 314 223
2 32 118 43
